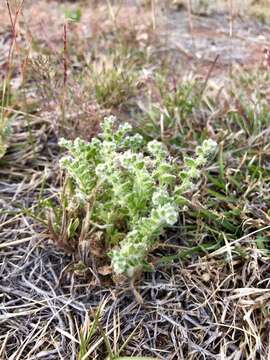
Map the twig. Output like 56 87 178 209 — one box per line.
63 23 68 89
200 54 220 97
151 0 156 31
2 0 24 127
228 0 233 76
187 0 195 52
61 22 68 125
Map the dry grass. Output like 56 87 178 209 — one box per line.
1 1 270 359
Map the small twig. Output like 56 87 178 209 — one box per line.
187 0 195 52
130 278 143 304
151 0 156 31
106 0 116 23
61 22 68 125
2 0 24 126
63 23 68 89
160 113 164 142
0 236 35 250
200 54 220 97
228 0 233 77
6 0 25 73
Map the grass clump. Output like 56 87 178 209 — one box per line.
0 115 12 159
54 116 216 277
0 84 13 159
137 74 201 141
86 58 137 109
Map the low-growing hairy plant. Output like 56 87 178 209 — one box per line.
50 116 216 277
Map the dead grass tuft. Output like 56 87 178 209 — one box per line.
1 0 270 359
